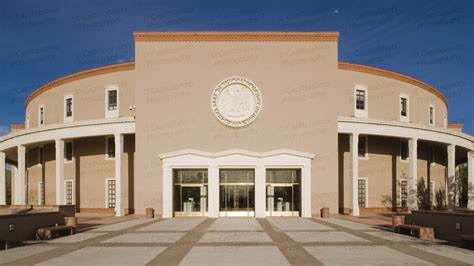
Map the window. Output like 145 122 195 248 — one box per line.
429 146 435 164
401 98 407 116
356 90 365 110
65 141 73 161
358 135 368 158
400 140 408 161
354 85 368 118
400 94 409 122
106 179 116 208
65 180 73 205
64 96 73 122
443 113 447 128
39 105 44 126
105 86 119 118
400 180 408 207
108 90 117 110
66 98 72 117
38 147 44 165
38 181 45 205
106 137 115 159
429 105 435 126
358 178 368 208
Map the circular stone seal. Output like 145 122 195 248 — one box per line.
211 77 262 127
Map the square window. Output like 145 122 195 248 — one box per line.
106 137 115 159
401 180 408 207
65 98 73 117
400 140 408 161
107 179 116 208
65 181 73 205
356 90 365 110
108 90 117 110
39 147 44 165
65 142 73 161
358 136 367 158
358 179 367 208
39 107 44 126
401 97 408 117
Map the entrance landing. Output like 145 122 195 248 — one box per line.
1 217 472 265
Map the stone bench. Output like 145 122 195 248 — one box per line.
395 224 434 240
458 235 474 249
36 225 74 240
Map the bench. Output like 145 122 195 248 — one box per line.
458 235 474 249
36 225 74 240
395 224 434 240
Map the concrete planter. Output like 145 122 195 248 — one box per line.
320 207 329 218
146 208 154 219
392 215 405 231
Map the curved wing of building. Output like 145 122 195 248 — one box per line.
0 32 472 217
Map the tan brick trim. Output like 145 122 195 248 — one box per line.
25 61 135 109
338 62 448 108
134 31 340 42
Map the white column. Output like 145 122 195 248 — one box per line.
255 165 266 218
408 138 418 211
468 151 474 210
162 165 172 218
0 152 6 205
114 133 124 216
17 145 26 205
208 165 219 218
55 139 64 205
349 133 360 216
447 144 456 209
303 164 312 218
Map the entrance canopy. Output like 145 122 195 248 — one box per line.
159 149 314 218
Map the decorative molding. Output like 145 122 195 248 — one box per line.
338 62 448 108
0 117 135 151
134 32 340 42
25 62 135 109
211 77 262 128
159 148 315 160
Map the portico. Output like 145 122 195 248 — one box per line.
160 149 314 218
339 116 474 215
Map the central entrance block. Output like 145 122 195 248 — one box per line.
219 169 255 217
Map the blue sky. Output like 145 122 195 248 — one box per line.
0 0 472 135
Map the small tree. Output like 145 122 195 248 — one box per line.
417 177 430 210
457 164 468 207
435 188 446 210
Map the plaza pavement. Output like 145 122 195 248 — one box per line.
1 216 473 265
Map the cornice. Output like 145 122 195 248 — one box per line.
25 61 135 109
134 32 340 42
338 62 448 108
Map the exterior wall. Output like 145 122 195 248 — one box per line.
26 69 135 128
24 135 135 210
339 134 447 212
338 69 447 128
135 40 342 215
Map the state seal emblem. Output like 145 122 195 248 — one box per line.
211 77 262 127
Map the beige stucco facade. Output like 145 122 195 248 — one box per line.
0 32 472 217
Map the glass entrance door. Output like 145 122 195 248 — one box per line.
266 169 301 217
174 169 208 217
219 169 255 217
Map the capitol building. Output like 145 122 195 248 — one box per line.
0 32 472 218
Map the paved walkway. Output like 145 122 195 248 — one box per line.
1 217 472 265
